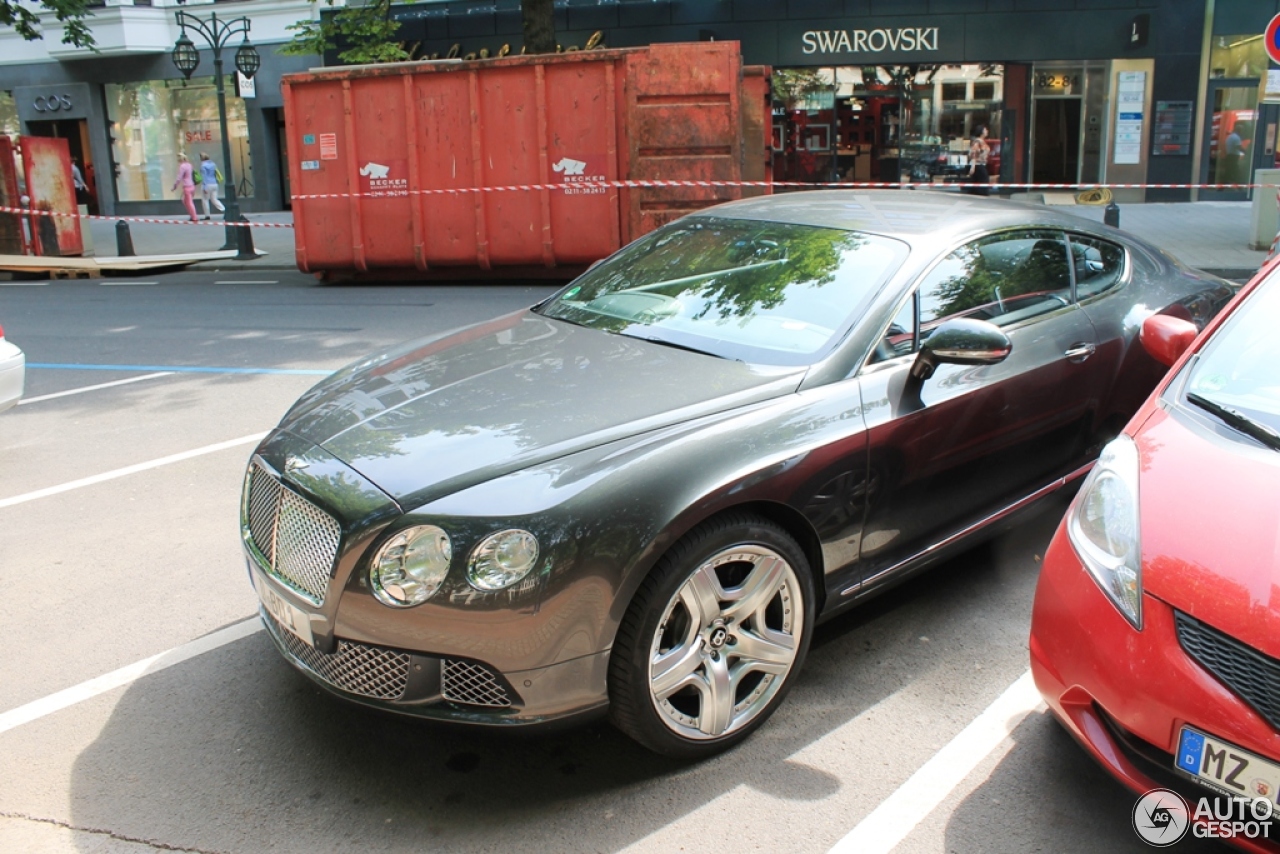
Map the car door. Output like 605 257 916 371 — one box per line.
849 228 1104 596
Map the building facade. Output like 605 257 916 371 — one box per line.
5 0 1278 214
0 0 325 216
384 0 1280 203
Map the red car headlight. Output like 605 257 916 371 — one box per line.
1067 435 1144 629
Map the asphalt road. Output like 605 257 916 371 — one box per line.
0 271 1231 854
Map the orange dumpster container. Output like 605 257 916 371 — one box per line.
283 41 770 279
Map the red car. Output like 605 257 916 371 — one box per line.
1030 257 1280 851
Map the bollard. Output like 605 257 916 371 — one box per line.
233 216 257 261
1103 201 1120 228
115 220 136 256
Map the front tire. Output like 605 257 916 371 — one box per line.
608 513 815 758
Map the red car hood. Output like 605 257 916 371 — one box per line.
1139 407 1280 657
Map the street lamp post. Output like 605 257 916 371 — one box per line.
171 11 260 259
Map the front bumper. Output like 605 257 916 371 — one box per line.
255 583 610 727
1030 526 1280 852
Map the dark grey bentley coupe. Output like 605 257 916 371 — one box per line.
243 191 1233 757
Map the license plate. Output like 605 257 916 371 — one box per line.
256 576 315 647
1177 726 1280 813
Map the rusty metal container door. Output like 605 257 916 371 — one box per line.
621 42 745 242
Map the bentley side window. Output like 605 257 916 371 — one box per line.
918 230 1074 331
1069 235 1125 300
869 293 918 363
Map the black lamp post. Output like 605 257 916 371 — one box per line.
172 11 260 259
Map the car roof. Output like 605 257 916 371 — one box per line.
695 190 1119 248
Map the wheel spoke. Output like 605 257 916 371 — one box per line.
651 641 704 699
723 555 787 623
729 626 795 672
697 654 734 736
680 565 725 630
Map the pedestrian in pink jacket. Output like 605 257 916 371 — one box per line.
172 153 198 221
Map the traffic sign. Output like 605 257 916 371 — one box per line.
1267 13 1280 65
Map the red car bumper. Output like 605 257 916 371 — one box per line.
1030 524 1280 852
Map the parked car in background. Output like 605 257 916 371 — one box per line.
0 323 24 413
243 191 1234 757
1031 256 1280 849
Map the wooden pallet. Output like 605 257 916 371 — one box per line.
0 249 267 277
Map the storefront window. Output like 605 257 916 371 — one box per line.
0 91 18 138
771 65 1002 187
105 78 252 203
1209 35 1266 81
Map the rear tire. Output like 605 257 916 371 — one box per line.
608 513 815 758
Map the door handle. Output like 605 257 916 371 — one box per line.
1065 342 1096 361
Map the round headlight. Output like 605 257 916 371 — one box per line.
467 529 539 591
369 525 452 607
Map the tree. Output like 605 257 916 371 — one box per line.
281 0 558 66
1 0 96 48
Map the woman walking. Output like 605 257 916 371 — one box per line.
966 125 992 196
172 153 198 221
198 152 225 220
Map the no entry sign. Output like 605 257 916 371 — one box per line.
1267 13 1280 65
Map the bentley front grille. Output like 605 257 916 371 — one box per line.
442 659 513 708
1176 611 1280 731
271 615 412 701
246 460 341 605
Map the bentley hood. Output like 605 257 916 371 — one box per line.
279 311 805 507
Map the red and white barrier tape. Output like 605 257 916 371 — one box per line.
288 178 1280 202
4 179 1280 229
0 206 292 228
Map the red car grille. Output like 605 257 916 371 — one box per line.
1176 611 1280 731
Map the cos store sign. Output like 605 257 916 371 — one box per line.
14 83 91 121
32 94 75 112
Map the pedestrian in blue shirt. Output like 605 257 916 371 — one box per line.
198 152 225 220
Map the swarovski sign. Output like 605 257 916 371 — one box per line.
802 27 940 56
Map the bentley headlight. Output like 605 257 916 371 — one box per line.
467 530 539 591
369 525 452 607
1067 435 1143 628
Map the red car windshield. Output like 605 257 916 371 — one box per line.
1185 274 1280 440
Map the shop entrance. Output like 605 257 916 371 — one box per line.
1032 99 1081 185
1200 79 1259 201
26 117 98 214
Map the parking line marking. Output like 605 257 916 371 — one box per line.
99 281 158 286
0 432 267 509
0 618 262 735
827 670 1042 854
214 280 278 285
19 371 174 404
0 282 49 286
29 363 332 376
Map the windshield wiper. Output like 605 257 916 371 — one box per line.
629 334 729 360
1187 392 1280 451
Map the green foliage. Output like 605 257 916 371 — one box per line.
0 0 96 48
280 0 409 65
771 68 827 109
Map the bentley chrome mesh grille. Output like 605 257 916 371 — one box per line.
442 659 513 708
272 615 411 701
245 461 341 604
1176 611 1280 730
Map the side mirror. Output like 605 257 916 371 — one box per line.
1140 313 1198 367
910 318 1012 380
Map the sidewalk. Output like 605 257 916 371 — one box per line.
76 199 1271 280
1058 199 1267 280
84 210 298 272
